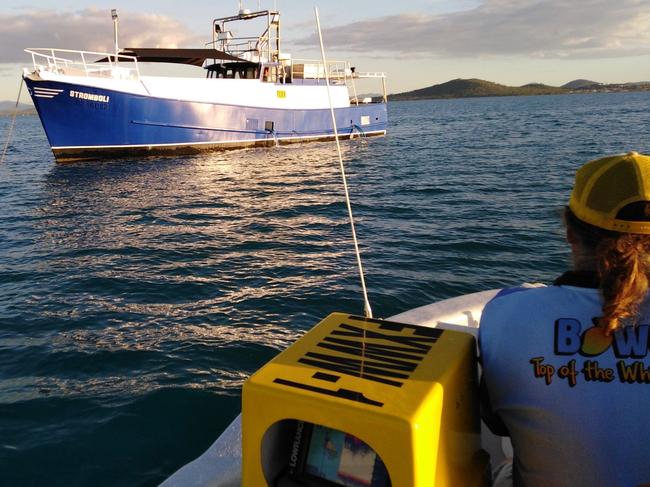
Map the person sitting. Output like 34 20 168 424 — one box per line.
479 152 650 487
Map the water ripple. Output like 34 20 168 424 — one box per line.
2 92 650 486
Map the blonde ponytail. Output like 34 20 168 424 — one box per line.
597 235 650 333
565 208 650 334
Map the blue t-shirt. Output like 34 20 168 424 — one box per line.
479 283 650 487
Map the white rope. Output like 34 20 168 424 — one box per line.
1 77 24 165
314 7 373 319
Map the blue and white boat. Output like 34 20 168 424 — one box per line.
23 8 388 162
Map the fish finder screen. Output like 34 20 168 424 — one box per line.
300 424 390 487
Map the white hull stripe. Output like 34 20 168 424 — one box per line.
34 87 64 99
51 130 387 150
33 87 64 93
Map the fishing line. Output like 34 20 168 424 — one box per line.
315 7 371 384
1 77 24 165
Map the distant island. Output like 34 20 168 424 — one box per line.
0 101 35 117
388 78 650 101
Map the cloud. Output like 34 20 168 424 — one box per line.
294 0 650 59
0 8 203 63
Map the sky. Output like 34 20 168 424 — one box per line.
2 0 650 101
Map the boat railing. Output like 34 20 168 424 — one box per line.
288 59 387 104
24 48 140 81
354 71 387 79
290 59 351 81
255 32 270 63
205 37 263 63
290 60 384 80
209 10 281 64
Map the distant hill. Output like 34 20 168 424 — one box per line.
0 101 32 110
388 77 650 101
0 101 35 117
562 79 600 89
389 78 566 101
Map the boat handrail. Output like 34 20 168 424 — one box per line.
287 59 387 102
355 71 387 79
205 39 260 58
290 58 350 80
24 48 141 81
255 32 270 62
211 9 280 64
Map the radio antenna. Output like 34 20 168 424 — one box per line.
314 7 373 319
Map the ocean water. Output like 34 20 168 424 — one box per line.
1 92 650 486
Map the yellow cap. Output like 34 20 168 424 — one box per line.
569 152 650 234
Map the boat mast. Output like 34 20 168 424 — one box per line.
111 9 119 65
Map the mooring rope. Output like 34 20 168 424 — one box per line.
1 77 25 165
315 7 372 385
315 7 373 320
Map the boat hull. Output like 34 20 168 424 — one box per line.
24 77 388 162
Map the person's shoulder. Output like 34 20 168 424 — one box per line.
484 283 556 310
485 282 599 315
479 285 556 353
479 284 565 336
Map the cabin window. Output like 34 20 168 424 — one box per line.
262 66 278 83
246 67 257 79
265 121 275 132
246 119 259 131
281 62 292 83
